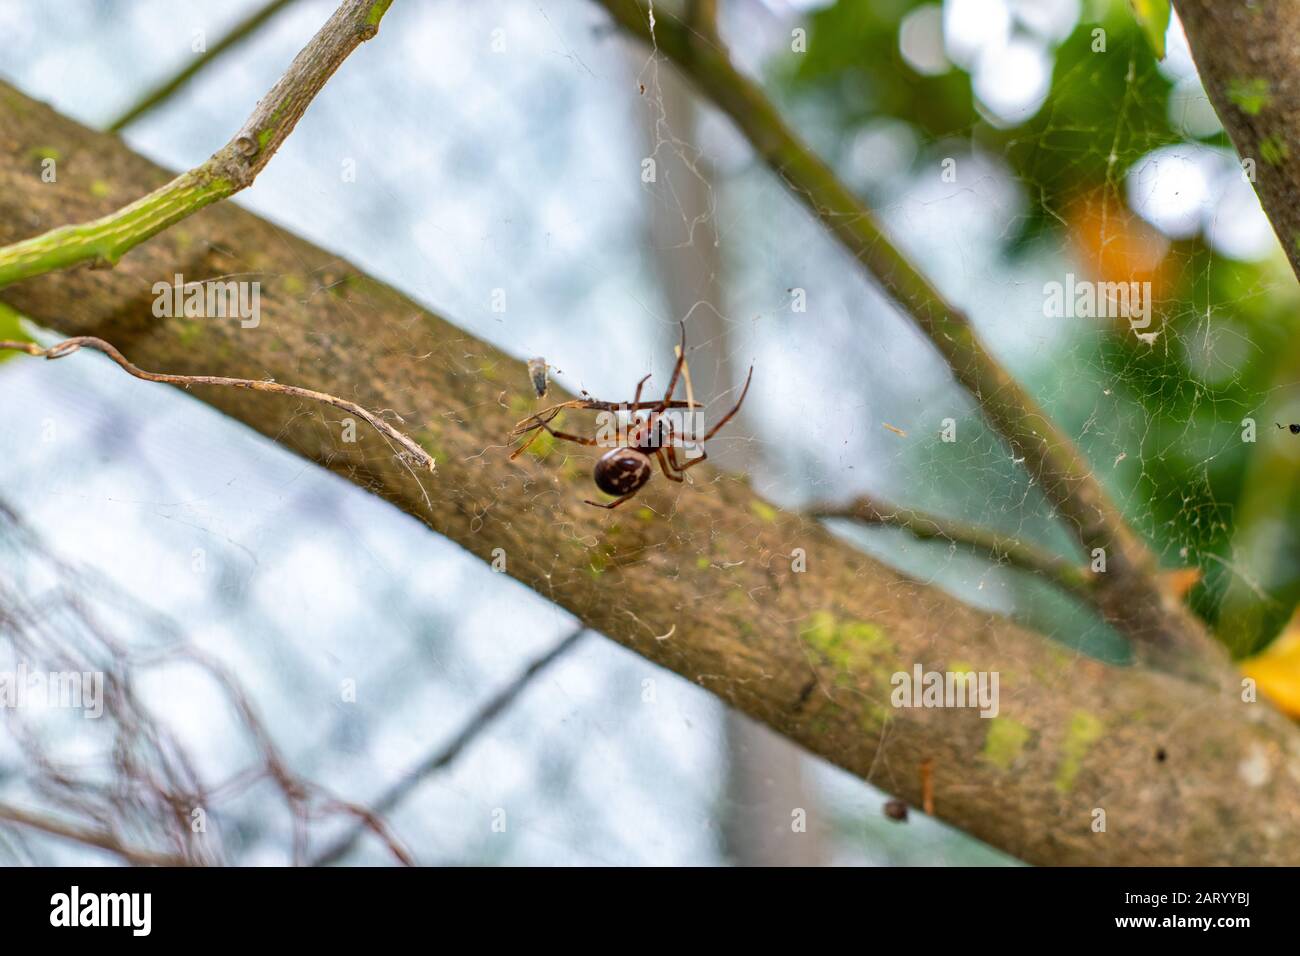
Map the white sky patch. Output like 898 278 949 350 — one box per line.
1167 75 1222 140
847 119 920 190
135 658 259 780
538 194 588 253
900 4 950 76
1126 145 1217 240
1157 10 1198 83
403 10 474 88
943 0 1012 71
0 2 31 46
1127 145 1275 259
1009 0 1079 43
973 37 1052 125
1204 173 1278 261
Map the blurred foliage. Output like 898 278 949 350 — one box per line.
1128 0 1171 60
1242 607 1300 717
777 0 1300 656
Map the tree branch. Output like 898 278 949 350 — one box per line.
0 0 391 288
1174 2 1300 280
1 84 1294 864
590 0 1223 682
809 494 1095 599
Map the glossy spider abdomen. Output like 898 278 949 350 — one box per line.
594 447 652 497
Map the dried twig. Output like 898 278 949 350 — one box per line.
0 802 193 867
0 336 435 472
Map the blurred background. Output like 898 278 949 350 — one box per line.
0 0 1294 865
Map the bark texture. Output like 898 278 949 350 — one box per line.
2 83 1298 864
1177 0 1300 281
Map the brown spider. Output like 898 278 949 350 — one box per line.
510 326 753 509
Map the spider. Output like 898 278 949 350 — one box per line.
510 326 753 509
1277 423 1300 435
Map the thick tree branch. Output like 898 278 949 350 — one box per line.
0 0 391 288
590 0 1222 682
1174 2 1300 280
0 85 1294 864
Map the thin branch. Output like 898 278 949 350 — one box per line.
311 628 586 866
0 802 193 867
108 0 301 132
685 0 720 42
0 334 435 473
591 0 1224 680
810 495 1095 598
0 0 393 288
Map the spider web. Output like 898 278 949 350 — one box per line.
0 0 1291 866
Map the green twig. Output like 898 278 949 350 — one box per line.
0 0 393 290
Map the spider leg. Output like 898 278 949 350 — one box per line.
512 399 591 435
695 365 754 443
652 321 689 416
643 323 692 449
655 448 684 482
509 430 544 460
535 422 600 446
658 420 684 472
510 416 600 460
509 410 566 459
675 445 708 472
631 373 651 410
664 424 702 474
584 491 639 509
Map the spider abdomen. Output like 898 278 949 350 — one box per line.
594 447 652 497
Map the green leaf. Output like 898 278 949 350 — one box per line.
1129 0 1171 60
